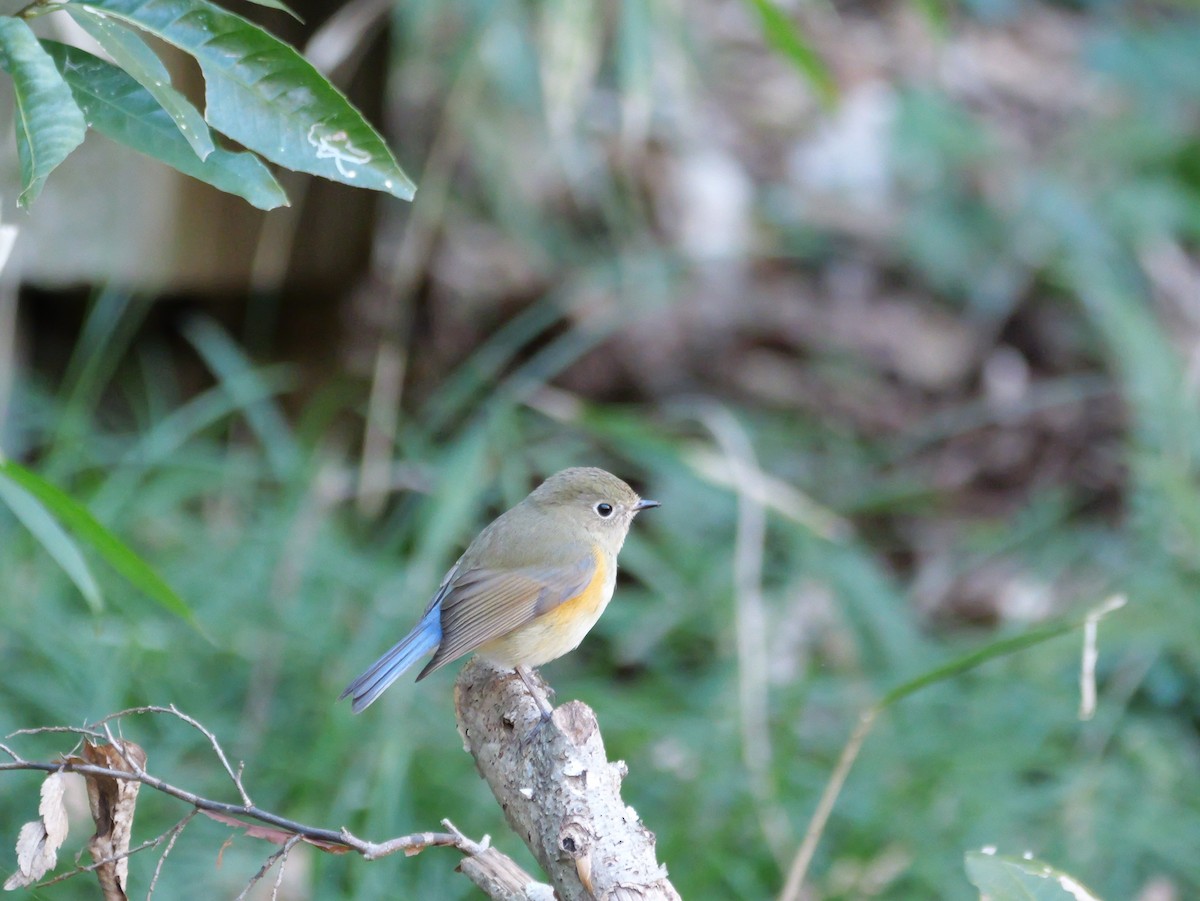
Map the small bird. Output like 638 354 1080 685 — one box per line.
341 467 659 714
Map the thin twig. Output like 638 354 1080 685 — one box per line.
7 724 102 740
101 722 148 779
234 833 303 901
4 711 529 900
36 810 197 890
338 826 462 860
778 708 879 901
146 810 198 900
442 819 489 855
269 834 301 901
93 705 253 806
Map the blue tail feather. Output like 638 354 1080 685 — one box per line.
340 608 442 713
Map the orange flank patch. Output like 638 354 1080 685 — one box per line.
477 545 615 668
542 545 610 628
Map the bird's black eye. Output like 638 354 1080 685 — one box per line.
595 502 614 518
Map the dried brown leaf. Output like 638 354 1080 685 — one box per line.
217 834 234 868
3 772 70 889
38 772 69 849
197 810 349 853
77 740 147 901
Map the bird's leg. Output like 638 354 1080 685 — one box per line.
515 665 554 723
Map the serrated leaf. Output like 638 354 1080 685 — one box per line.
3 773 69 889
0 460 195 622
66 6 215 159
965 852 1104 901
0 17 87 206
743 0 836 107
73 0 416 199
0 469 104 612
38 773 69 850
42 41 287 210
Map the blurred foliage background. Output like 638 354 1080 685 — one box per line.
3 0 1200 897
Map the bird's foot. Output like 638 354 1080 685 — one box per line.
515 665 554 740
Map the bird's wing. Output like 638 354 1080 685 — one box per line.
417 549 598 678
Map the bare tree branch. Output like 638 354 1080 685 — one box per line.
455 659 681 901
448 819 556 901
93 705 253 806
0 754 460 856
5 683 672 901
1 706 542 900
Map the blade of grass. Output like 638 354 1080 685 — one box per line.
128 364 298 466
743 0 836 107
181 317 300 478
57 288 152 440
0 470 104 613
89 364 298 514
878 618 1080 707
420 298 566 435
0 460 195 623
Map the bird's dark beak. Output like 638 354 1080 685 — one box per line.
633 499 661 512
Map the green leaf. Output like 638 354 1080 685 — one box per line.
0 471 104 613
0 460 195 622
234 0 303 23
42 41 288 211
965 852 1104 901
0 16 87 206
743 0 837 107
73 0 416 199
66 6 215 159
